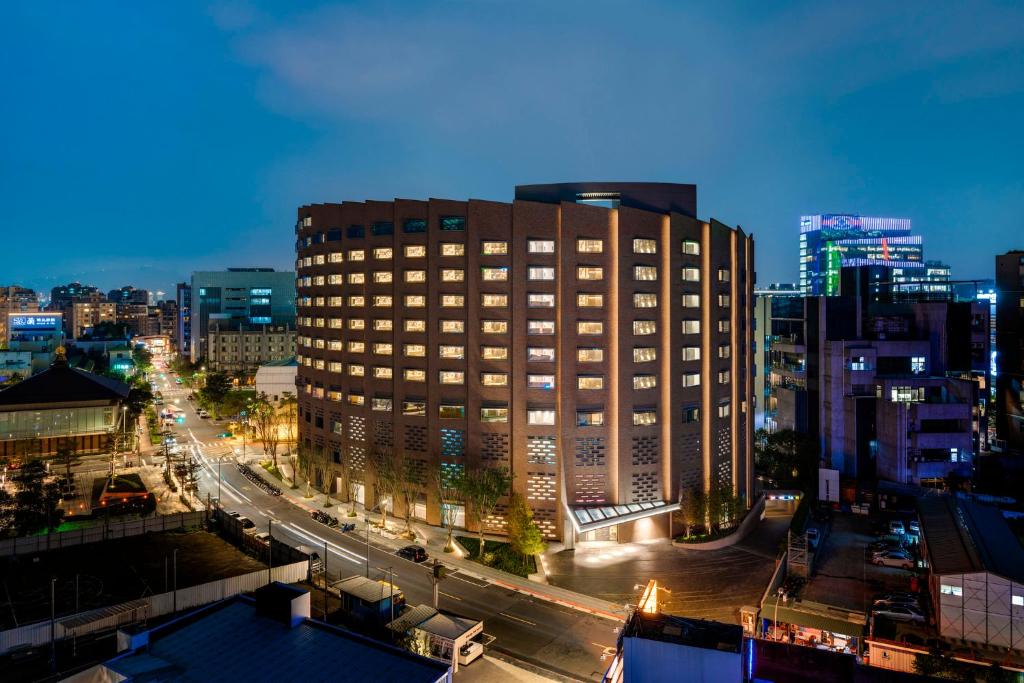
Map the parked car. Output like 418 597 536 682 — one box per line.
889 520 906 535
397 545 428 563
237 516 256 531
873 551 915 569
874 597 918 608
875 591 917 603
868 540 905 553
197 409 210 418
873 605 925 623
253 531 272 546
908 520 920 534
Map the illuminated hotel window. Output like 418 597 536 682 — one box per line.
481 267 509 282
439 345 465 359
482 293 508 307
633 347 656 363
481 346 508 360
373 366 393 379
682 267 701 282
405 294 426 308
481 241 508 255
718 294 731 307
348 318 364 330
404 319 426 333
529 347 556 362
403 400 426 416
682 406 700 423
348 295 365 307
329 296 343 307
528 374 555 390
348 364 365 377
718 268 731 282
348 341 366 353
576 348 603 363
314 254 325 265
373 271 393 283
313 337 326 347
440 243 464 257
529 293 556 308
633 293 657 308
328 361 343 373
328 340 343 351
439 370 465 385
439 404 466 419
718 370 731 384
313 276 326 286
634 266 658 281
481 373 508 387
313 359 325 370
633 374 656 390
372 398 392 412
372 295 393 307
633 409 657 426
314 318 325 328
348 272 365 285
577 375 603 390
682 346 700 361
528 239 555 254
404 369 426 382
682 319 701 334
329 318 343 329
577 321 603 335
527 409 556 425
481 406 509 422
633 320 657 335
577 293 603 307
441 294 465 308
441 269 465 282
404 343 426 358
328 252 344 263
405 270 427 283
440 319 465 334
633 238 657 254
682 240 700 256
718 344 731 359
576 410 603 427
481 320 508 334
576 266 603 281
529 320 556 335
528 266 555 281
576 238 603 254
404 244 427 258
373 318 393 331
372 342 393 355
718 319 731 333
683 372 701 387
718 402 730 418
349 249 365 262
328 275 343 285
681 294 700 308
373 247 393 260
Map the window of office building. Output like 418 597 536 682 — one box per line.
405 270 426 283
372 271 393 284
529 320 556 335
329 296 343 307
528 266 556 281
404 244 426 258
577 321 603 335
682 346 700 361
348 272 366 285
577 348 603 363
634 265 658 281
634 374 656 390
404 368 426 382
328 361 343 373
481 320 508 334
439 404 465 419
529 293 556 308
328 274 343 285
329 252 344 263
481 346 508 360
633 409 657 426
482 293 508 307
328 340 343 351
372 342 392 355
404 343 426 357
633 293 657 308
404 319 426 333
329 318 343 329
348 364 365 377
577 293 603 307
372 397 392 412
373 295 393 308
373 366 393 379
481 406 509 422
576 266 603 281
403 400 426 416
528 409 556 426
441 294 465 308
371 319 392 332
683 372 701 387
348 341 366 353
633 347 656 363
349 249 365 262
482 267 509 282
633 238 657 254
682 320 700 334
481 241 507 255
405 294 426 308
441 269 464 283
576 410 603 427
348 393 365 406
633 320 657 336
529 347 556 362
440 370 465 385
440 319 465 334
373 247 393 260
348 318 365 330
682 267 701 282
528 239 555 254
440 243 464 257
682 240 700 256
528 374 555 390
439 345 465 359
578 375 603 390
577 238 603 253
481 372 508 387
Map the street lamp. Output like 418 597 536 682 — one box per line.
365 501 385 578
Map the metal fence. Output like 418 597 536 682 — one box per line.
0 511 207 557
0 560 308 655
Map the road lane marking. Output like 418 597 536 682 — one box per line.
498 612 536 626
285 523 364 565
439 592 462 601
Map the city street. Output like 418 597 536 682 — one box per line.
150 367 616 681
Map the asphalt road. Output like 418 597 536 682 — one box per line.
150 367 615 681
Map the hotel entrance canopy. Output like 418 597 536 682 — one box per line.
568 500 679 534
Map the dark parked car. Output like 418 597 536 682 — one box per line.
397 545 428 563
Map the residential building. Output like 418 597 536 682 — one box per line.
188 268 296 363
765 266 989 486
995 250 1024 453
116 303 153 336
206 322 296 376
295 182 754 544
49 281 101 310
0 350 130 458
176 281 192 356
918 496 1024 651
66 300 117 338
83 583 452 683
799 215 923 295
156 299 178 345
0 285 39 344
107 285 150 305
753 284 801 430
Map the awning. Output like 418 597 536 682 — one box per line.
568 500 679 534
766 604 867 637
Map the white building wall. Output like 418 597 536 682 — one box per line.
936 572 1024 650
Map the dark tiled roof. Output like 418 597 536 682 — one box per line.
918 495 1024 583
0 362 130 406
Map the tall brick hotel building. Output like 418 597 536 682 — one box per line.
295 183 754 544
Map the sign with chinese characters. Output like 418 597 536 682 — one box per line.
8 314 60 330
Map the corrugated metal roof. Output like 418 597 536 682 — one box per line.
335 575 399 603
918 496 1024 583
387 604 438 633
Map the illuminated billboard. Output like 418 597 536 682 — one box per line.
8 313 62 331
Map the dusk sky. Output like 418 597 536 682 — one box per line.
3 1 1022 296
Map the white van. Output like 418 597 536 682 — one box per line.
458 641 484 666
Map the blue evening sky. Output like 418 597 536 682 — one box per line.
2 1 1022 296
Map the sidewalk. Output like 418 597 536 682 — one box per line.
240 455 626 622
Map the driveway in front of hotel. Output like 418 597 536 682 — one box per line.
543 508 793 625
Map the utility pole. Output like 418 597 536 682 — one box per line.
388 566 395 639
323 540 329 621
365 514 371 578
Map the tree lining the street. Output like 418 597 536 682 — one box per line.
506 491 546 560
456 465 512 559
429 462 463 553
248 392 282 468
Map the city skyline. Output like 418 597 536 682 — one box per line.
4 2 1024 293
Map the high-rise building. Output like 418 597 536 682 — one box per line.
188 269 296 363
0 286 39 345
67 300 117 338
995 250 1024 453
799 215 923 295
156 299 178 346
107 285 150 305
176 282 192 357
295 182 754 544
49 281 101 310
752 284 801 431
